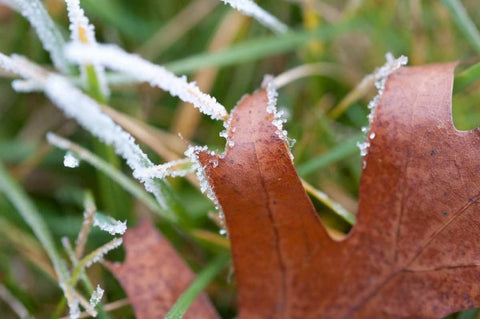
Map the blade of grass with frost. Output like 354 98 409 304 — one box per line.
0 161 71 313
65 43 228 121
69 237 123 286
165 254 230 319
442 0 480 54
64 0 126 219
42 76 171 209
62 237 94 298
47 133 178 223
0 0 71 73
135 158 195 180
93 212 126 235
62 237 112 319
0 54 181 221
65 0 109 100
75 191 96 259
220 0 287 34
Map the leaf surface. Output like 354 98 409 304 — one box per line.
198 63 480 318
105 220 219 319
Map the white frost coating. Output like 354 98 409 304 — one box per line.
85 237 123 267
135 158 194 180
262 75 296 160
0 0 70 73
64 151 80 168
220 0 288 34
65 43 228 121
89 285 104 308
11 79 43 92
185 145 227 234
0 53 24 76
64 0 109 97
357 53 408 167
59 280 80 319
40 74 168 210
93 215 127 235
65 0 94 45
357 141 370 157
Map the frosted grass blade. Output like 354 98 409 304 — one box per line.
0 0 71 73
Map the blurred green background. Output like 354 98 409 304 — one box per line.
0 0 480 318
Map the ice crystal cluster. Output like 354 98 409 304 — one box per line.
63 151 80 168
89 285 104 308
85 238 124 268
93 214 127 235
357 53 408 167
263 75 296 159
185 146 226 232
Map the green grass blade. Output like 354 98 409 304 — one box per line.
0 161 68 284
302 180 356 225
458 309 478 319
165 254 229 319
297 135 363 177
441 0 480 54
166 22 359 74
454 62 480 93
104 21 360 84
81 0 154 41
0 140 37 162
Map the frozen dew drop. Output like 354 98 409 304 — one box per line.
63 151 80 168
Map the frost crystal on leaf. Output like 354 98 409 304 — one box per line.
262 75 295 160
65 43 227 121
64 151 80 168
220 0 288 34
357 53 408 167
89 285 104 308
93 214 127 235
185 145 227 234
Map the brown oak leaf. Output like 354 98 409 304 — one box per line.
105 219 219 319
197 63 480 318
